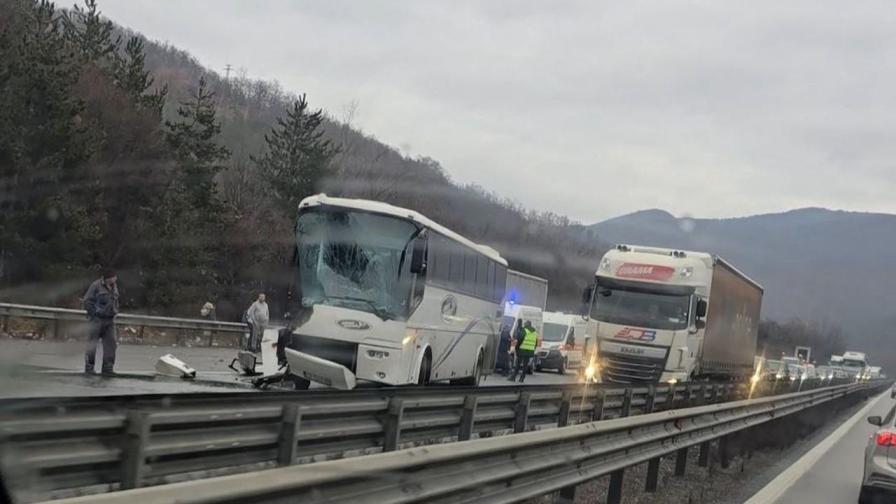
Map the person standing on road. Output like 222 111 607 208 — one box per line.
246 293 269 353
508 320 538 383
497 323 512 375
82 269 120 375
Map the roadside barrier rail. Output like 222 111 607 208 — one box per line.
1 380 746 502
39 380 888 504
0 302 247 346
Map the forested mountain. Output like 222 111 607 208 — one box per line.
590 208 896 366
0 0 608 319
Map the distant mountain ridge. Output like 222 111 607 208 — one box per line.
589 207 896 366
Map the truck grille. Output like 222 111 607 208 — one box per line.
601 353 666 383
290 334 358 372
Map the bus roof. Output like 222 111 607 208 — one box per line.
299 194 508 266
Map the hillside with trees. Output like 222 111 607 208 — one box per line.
0 0 608 320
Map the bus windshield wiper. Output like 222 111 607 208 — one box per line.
328 295 393 321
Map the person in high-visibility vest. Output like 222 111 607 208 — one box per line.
508 320 539 383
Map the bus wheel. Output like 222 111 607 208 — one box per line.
453 351 483 387
417 351 432 386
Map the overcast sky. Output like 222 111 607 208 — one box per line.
69 0 896 222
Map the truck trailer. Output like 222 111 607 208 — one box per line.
583 244 763 383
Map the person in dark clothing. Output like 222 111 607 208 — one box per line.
82 269 120 375
497 324 512 374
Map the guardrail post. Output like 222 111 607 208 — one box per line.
644 384 656 413
514 392 531 433
719 434 731 469
645 457 661 493
558 391 572 427
277 404 302 466
621 387 633 417
458 395 478 441
683 384 693 407
383 398 405 451
709 384 719 403
122 410 151 489
592 389 605 421
607 470 625 504
674 447 688 476
698 441 710 467
643 384 661 492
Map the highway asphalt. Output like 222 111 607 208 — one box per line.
0 339 580 397
746 390 894 504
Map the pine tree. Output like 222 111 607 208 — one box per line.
114 36 167 114
165 77 230 212
62 0 119 64
253 94 338 217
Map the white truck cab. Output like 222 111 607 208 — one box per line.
537 312 588 374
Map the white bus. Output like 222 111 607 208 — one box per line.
284 195 508 389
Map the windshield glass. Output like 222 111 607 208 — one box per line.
542 322 568 342
296 208 419 320
842 360 865 368
592 287 691 331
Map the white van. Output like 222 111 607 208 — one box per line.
501 304 543 373
536 312 587 374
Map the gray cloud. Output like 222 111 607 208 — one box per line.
71 0 896 222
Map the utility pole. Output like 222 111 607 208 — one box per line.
224 64 232 80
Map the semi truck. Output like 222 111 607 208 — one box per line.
582 244 763 384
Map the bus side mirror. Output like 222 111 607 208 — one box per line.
410 237 427 274
868 415 883 426
696 299 708 318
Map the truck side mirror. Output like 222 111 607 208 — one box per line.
696 299 708 318
410 237 427 274
579 285 593 317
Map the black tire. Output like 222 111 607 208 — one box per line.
289 374 311 390
417 351 432 386
858 486 871 504
558 359 566 375
452 352 483 386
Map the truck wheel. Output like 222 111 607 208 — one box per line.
417 351 432 386
558 359 566 375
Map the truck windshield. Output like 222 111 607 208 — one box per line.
296 208 420 320
542 322 568 342
593 287 690 331
842 360 865 368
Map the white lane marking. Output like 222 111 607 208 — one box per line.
745 390 890 504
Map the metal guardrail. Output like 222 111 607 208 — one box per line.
42 380 887 504
38 383 884 504
0 302 247 346
1 380 744 502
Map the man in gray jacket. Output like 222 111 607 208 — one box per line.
246 293 269 353
83 269 120 375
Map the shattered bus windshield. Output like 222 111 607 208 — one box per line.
296 209 419 320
